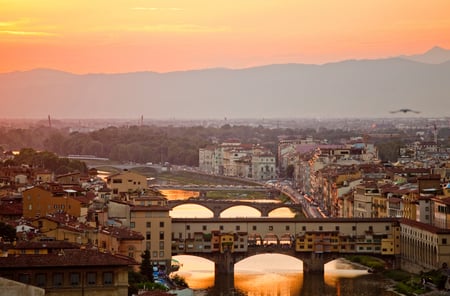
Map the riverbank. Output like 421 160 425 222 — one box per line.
346 256 450 295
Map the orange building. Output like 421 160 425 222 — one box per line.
22 184 85 219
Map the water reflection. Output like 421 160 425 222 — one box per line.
174 255 395 296
167 190 394 295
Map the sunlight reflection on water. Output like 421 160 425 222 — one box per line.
173 254 371 292
166 190 391 295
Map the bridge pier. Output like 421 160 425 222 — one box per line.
214 250 235 274
301 253 325 274
213 270 235 293
300 272 326 296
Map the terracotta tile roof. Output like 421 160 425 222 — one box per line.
388 197 402 204
131 205 171 212
0 249 136 268
13 240 80 250
400 218 450 234
98 186 112 192
56 172 81 178
33 213 78 224
135 196 167 201
0 202 22 216
433 197 450 206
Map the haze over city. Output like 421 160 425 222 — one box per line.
1 1 449 119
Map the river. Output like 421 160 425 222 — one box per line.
162 190 397 296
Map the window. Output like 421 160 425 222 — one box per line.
146 222 151 228
335 226 340 231
220 225 224 230
103 272 113 285
146 242 151 250
352 226 356 231
186 225 190 230
159 241 164 249
285 225 290 231
160 222 165 227
385 225 390 231
53 273 63 287
252 225 257 231
443 238 447 245
159 251 164 257
152 251 158 257
236 225 240 231
70 273 80 286
36 273 46 287
318 226 323 231
160 231 164 240
112 179 122 184
19 273 30 284
369 226 373 231
302 226 306 231
203 225 207 231
130 222 135 228
87 272 96 285
146 232 151 240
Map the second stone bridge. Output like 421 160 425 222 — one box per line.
168 199 303 217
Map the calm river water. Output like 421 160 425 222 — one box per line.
163 190 397 296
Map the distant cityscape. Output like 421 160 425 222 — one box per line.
0 116 450 295
0 115 448 131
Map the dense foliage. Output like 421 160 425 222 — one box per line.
1 148 87 174
140 250 154 282
0 222 16 242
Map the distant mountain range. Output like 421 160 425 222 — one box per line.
1 47 449 120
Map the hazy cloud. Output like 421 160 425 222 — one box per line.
0 30 57 36
131 7 184 11
130 24 229 33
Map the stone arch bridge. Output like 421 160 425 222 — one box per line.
168 199 303 217
174 246 397 275
171 217 402 274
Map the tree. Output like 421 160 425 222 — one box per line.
140 250 154 282
286 164 295 179
0 222 16 242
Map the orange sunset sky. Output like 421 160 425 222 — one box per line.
1 0 450 74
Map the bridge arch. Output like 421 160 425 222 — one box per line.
172 254 215 275
267 206 297 217
168 200 302 218
170 204 214 218
220 205 262 218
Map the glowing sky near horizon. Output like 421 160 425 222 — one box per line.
1 0 450 74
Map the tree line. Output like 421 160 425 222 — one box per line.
2 123 445 168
